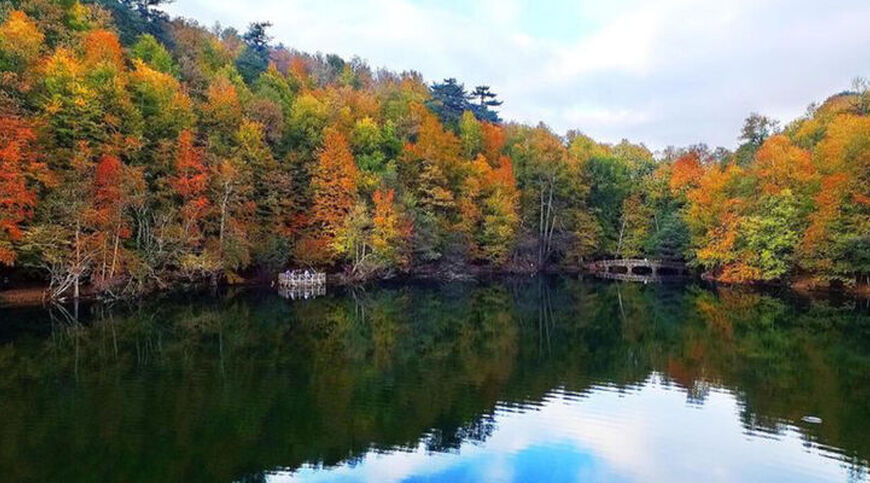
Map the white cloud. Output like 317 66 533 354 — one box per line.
265 376 855 482
164 0 870 150
562 106 651 126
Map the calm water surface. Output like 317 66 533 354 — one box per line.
1 278 869 482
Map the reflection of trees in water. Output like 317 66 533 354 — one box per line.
0 279 868 481
424 412 497 453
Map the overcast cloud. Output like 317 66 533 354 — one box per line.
164 0 870 150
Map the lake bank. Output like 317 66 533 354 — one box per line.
3 262 870 308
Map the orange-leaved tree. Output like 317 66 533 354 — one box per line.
0 117 52 265
88 154 130 288
81 29 124 70
303 126 358 265
800 114 870 284
171 130 210 245
669 151 704 196
0 10 44 79
370 188 411 269
684 162 743 277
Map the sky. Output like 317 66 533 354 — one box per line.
164 0 870 151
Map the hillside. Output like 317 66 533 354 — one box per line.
0 0 868 299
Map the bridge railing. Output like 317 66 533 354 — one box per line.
587 259 690 279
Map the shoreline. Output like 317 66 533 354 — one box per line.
2 266 869 309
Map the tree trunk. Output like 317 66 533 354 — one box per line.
100 238 107 283
219 186 230 253
110 229 120 278
543 184 554 266
74 221 81 299
546 214 557 260
538 188 545 267
617 216 626 258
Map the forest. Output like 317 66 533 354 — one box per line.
0 0 868 299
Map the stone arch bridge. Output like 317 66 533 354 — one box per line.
587 259 691 283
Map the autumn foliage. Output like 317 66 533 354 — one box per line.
171 130 210 244
371 188 411 268
306 126 359 264
0 118 50 264
82 29 124 69
669 152 704 195
0 3 867 298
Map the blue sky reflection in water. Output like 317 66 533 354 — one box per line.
286 376 858 482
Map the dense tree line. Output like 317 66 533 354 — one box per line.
0 1 867 298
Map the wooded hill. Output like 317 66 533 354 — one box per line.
0 0 867 298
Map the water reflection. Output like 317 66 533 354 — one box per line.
287 378 862 482
0 278 868 482
277 285 327 300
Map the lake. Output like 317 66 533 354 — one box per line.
0 277 868 482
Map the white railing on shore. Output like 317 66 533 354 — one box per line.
277 270 327 288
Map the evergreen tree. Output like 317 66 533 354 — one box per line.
93 0 172 46
237 22 272 84
427 78 469 128
468 85 502 123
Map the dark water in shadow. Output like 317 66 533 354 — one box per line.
0 278 869 482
